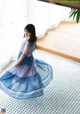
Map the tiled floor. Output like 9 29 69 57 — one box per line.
0 49 80 114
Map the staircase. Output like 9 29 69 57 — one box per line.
37 22 80 62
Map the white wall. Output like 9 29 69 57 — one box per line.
0 0 71 71
0 0 28 72
27 0 71 36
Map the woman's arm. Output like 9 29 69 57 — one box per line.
14 42 30 67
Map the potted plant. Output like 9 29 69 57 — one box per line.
69 8 80 23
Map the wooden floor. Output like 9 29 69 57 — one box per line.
36 22 80 62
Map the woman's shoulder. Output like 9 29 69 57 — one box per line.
22 38 28 44
23 37 28 42
22 38 36 48
20 38 28 48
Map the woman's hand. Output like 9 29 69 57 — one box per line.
14 62 20 67
13 42 30 68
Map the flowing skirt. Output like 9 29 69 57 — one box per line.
0 51 53 99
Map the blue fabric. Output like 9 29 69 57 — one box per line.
0 71 43 92
17 51 33 66
0 39 53 99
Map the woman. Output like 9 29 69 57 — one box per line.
0 24 53 99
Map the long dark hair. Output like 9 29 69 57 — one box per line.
24 24 37 43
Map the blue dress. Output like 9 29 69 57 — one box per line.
0 38 53 99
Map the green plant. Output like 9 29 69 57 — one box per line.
69 8 80 23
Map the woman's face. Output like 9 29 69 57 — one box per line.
24 29 31 38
